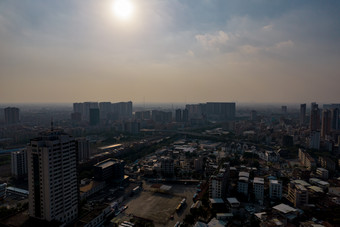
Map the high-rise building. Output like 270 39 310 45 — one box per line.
175 109 182 122
11 149 27 178
321 109 331 138
281 106 287 113
331 108 339 131
4 107 20 124
182 109 189 122
300 104 306 125
89 108 100 126
99 102 112 120
111 101 133 119
250 110 257 121
27 130 78 224
310 102 320 131
206 102 236 121
76 138 90 163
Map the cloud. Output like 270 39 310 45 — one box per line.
186 50 195 57
262 24 273 31
195 31 229 50
274 40 294 49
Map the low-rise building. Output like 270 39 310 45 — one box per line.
316 167 328 180
287 181 308 207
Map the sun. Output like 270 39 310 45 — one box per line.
112 0 134 21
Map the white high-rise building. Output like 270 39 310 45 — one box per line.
27 130 78 224
269 180 282 200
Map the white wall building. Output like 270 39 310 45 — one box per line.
27 130 78 224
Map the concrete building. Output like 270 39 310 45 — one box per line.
89 108 100 126
321 109 331 138
310 102 320 131
253 177 264 204
331 108 339 130
27 130 78 224
316 167 328 180
93 159 125 183
318 156 336 171
11 149 27 178
298 149 316 170
76 138 90 162
175 109 182 122
0 183 6 200
99 102 111 120
300 104 306 125
209 170 228 199
287 181 308 207
4 107 20 124
309 131 320 150
269 180 282 200
237 172 249 196
194 157 203 172
160 157 174 177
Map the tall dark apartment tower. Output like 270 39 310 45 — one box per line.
310 103 320 131
321 109 331 138
4 107 20 124
175 109 182 122
331 108 339 131
300 104 306 125
27 130 78 224
89 108 100 126
182 109 189 122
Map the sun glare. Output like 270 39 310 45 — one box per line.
112 0 134 21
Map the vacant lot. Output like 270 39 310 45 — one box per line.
126 191 182 225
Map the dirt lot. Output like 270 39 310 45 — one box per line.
126 191 182 225
123 182 197 226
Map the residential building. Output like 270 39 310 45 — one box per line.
4 107 20 124
237 172 249 196
316 167 328 180
89 108 100 126
300 104 306 125
309 131 320 150
76 138 90 162
310 102 320 131
299 149 316 170
269 180 282 200
11 149 27 178
253 177 264 204
27 130 78 224
287 181 308 207
209 170 228 199
321 109 331 138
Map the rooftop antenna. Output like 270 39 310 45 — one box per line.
51 117 54 131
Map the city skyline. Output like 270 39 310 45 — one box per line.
1 0 340 103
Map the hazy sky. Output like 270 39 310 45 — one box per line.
0 0 339 104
